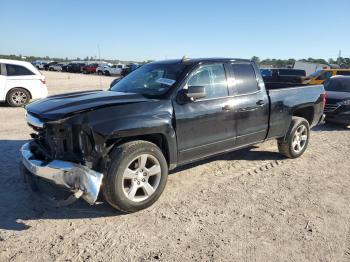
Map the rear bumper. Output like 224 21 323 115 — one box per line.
31 86 48 100
20 142 103 204
318 114 326 125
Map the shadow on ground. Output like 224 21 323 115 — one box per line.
312 122 349 132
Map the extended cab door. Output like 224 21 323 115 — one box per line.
229 62 269 146
173 63 236 164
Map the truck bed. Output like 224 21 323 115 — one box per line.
265 83 325 139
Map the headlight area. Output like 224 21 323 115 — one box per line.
29 121 97 166
77 128 94 163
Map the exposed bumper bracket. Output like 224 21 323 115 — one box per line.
20 142 103 205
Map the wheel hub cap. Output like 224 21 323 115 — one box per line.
122 154 161 202
292 125 308 153
12 91 27 105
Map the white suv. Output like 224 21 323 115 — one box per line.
0 59 48 107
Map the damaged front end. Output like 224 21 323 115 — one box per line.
21 113 104 205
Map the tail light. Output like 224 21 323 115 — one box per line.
40 79 46 85
322 91 327 109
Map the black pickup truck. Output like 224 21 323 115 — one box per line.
21 58 325 212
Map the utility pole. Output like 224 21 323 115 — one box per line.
337 50 342 65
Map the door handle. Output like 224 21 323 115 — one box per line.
222 105 233 111
256 100 265 106
237 106 258 112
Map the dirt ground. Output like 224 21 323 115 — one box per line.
0 71 349 262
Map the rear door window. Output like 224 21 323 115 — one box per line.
231 63 259 95
6 64 34 76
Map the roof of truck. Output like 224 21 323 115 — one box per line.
151 57 251 65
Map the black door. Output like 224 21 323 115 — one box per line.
173 63 236 164
229 63 269 146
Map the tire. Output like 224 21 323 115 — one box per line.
103 140 168 213
6 88 31 107
97 71 103 75
104 71 110 76
278 117 310 158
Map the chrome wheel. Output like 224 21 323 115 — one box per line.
292 125 308 153
122 154 161 202
11 91 28 106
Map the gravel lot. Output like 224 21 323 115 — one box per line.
0 71 349 262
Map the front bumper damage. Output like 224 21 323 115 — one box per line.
20 142 103 205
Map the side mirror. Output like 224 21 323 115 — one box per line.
109 77 123 89
177 86 206 104
186 86 206 100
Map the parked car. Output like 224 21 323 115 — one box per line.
49 63 65 72
323 76 350 125
20 58 325 212
96 63 110 75
82 63 99 74
303 69 350 85
44 61 58 71
32 61 48 70
0 59 48 106
61 64 69 72
103 64 124 76
261 68 306 84
66 63 85 73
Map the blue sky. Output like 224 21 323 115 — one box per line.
1 0 350 61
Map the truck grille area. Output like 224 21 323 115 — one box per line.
28 122 88 164
324 103 339 113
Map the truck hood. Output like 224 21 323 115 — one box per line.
26 90 151 120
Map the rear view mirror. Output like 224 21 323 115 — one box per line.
186 86 206 100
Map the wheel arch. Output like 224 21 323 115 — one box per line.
6 87 32 99
105 133 174 169
292 106 314 125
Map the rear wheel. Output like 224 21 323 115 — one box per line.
103 141 168 213
278 117 310 158
6 88 30 107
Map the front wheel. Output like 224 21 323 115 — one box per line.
103 141 168 213
278 117 310 158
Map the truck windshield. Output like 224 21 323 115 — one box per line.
325 78 350 92
110 63 187 96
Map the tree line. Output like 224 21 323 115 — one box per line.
1 54 350 68
252 56 350 68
